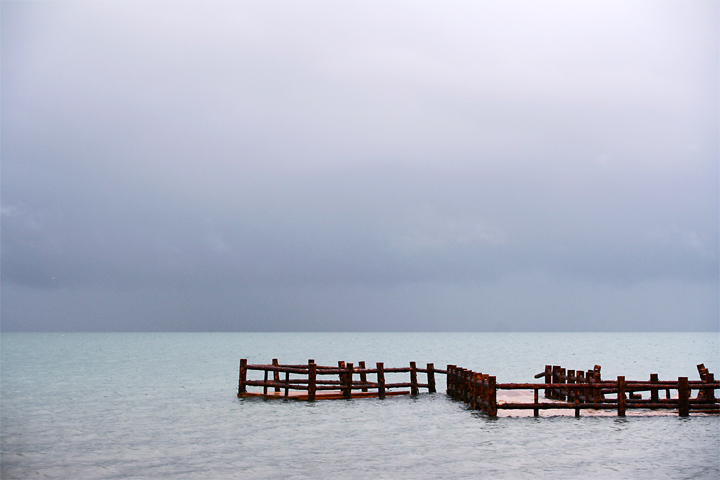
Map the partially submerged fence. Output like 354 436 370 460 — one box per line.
447 363 719 417
238 359 445 401
238 358 718 417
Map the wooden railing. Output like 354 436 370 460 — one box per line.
238 359 445 401
447 363 719 417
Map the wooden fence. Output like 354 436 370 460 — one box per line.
447 363 719 417
238 359 445 401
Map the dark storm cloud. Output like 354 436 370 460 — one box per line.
1 1 718 331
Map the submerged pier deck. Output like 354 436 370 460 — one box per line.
238 359 719 417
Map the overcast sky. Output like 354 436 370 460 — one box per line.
2 0 718 332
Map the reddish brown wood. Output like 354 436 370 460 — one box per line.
427 363 436 393
650 373 659 408
487 376 497 416
617 376 626 417
377 362 386 399
544 365 552 399
272 359 280 393
344 363 353 399
678 377 689 417
705 373 716 403
410 362 419 395
238 358 247 395
358 361 368 392
307 360 316 401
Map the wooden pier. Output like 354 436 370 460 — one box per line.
447 363 719 417
238 359 442 401
238 359 719 417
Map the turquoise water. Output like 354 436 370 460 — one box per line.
1 332 719 479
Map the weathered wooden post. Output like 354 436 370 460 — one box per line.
338 361 346 393
551 366 561 399
377 362 386 399
427 363 436 393
344 363 353 399
650 373 659 407
488 376 497 417
448 365 457 398
410 362 419 395
544 365 552 399
471 373 480 409
534 388 539 417
593 370 602 404
617 376 626 417
705 373 716 403
263 368 269 395
272 358 280 393
284 371 290 397
559 368 567 400
480 373 491 414
572 370 590 403
238 358 247 395
359 361 368 392
678 377 689 417
308 360 316 401
568 370 576 402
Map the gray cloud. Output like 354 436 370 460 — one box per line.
2 0 717 331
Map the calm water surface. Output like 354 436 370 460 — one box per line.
2 332 718 479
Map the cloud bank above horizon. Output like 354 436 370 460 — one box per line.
2 0 718 331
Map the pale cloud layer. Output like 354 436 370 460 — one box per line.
2 1 718 331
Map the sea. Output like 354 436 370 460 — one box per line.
1 332 719 479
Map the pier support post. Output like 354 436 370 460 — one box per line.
488 376 497 417
448 365 457 398
359 361 368 392
705 373 716 403
471 373 480 409
427 363 436 393
551 366 561 399
577 370 585 403
410 362 419 395
344 363 353 399
650 373 659 408
272 358 280 393
678 377 689 417
533 388 539 417
376 362 386 399
238 358 247 395
308 360 316 401
617 376 626 417
544 365 552 399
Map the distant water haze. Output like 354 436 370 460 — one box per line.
1 1 717 331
